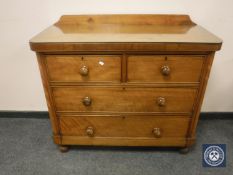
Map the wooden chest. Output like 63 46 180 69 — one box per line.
30 15 222 153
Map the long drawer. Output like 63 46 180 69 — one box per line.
128 55 204 83
52 87 197 113
59 115 190 138
46 55 121 82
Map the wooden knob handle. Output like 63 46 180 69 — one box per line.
157 97 166 106
82 97 92 106
153 128 162 138
161 65 170 76
86 126 94 137
80 65 89 76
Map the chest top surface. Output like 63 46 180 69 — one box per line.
30 14 222 52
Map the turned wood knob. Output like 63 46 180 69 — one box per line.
86 126 94 137
82 97 92 106
157 97 166 106
152 128 162 138
80 65 89 76
161 65 170 76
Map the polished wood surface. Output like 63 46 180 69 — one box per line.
30 15 221 44
52 87 197 113
46 55 121 82
30 15 222 52
59 116 190 137
128 55 204 83
61 136 188 147
30 15 222 152
30 43 221 52
56 14 195 25
187 53 215 144
36 54 60 138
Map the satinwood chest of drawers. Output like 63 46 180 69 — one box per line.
30 14 222 153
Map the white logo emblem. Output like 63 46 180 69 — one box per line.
204 146 225 166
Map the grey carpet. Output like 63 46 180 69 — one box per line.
0 118 232 175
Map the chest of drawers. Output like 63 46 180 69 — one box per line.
30 14 222 153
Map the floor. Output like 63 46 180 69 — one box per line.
0 118 232 175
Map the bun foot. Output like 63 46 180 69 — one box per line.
179 147 189 154
59 145 69 153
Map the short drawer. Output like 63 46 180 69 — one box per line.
59 115 190 138
46 55 121 82
127 55 204 83
53 87 197 113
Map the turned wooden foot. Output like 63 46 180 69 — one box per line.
179 147 189 154
59 145 69 153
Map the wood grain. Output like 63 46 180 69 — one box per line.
61 136 187 147
36 54 61 142
52 87 197 113
187 52 215 144
46 55 121 82
30 15 222 151
128 55 204 83
30 42 222 52
56 14 195 25
59 115 190 138
30 15 222 52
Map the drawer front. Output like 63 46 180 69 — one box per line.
53 87 197 113
59 116 190 138
46 55 121 82
128 55 204 83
